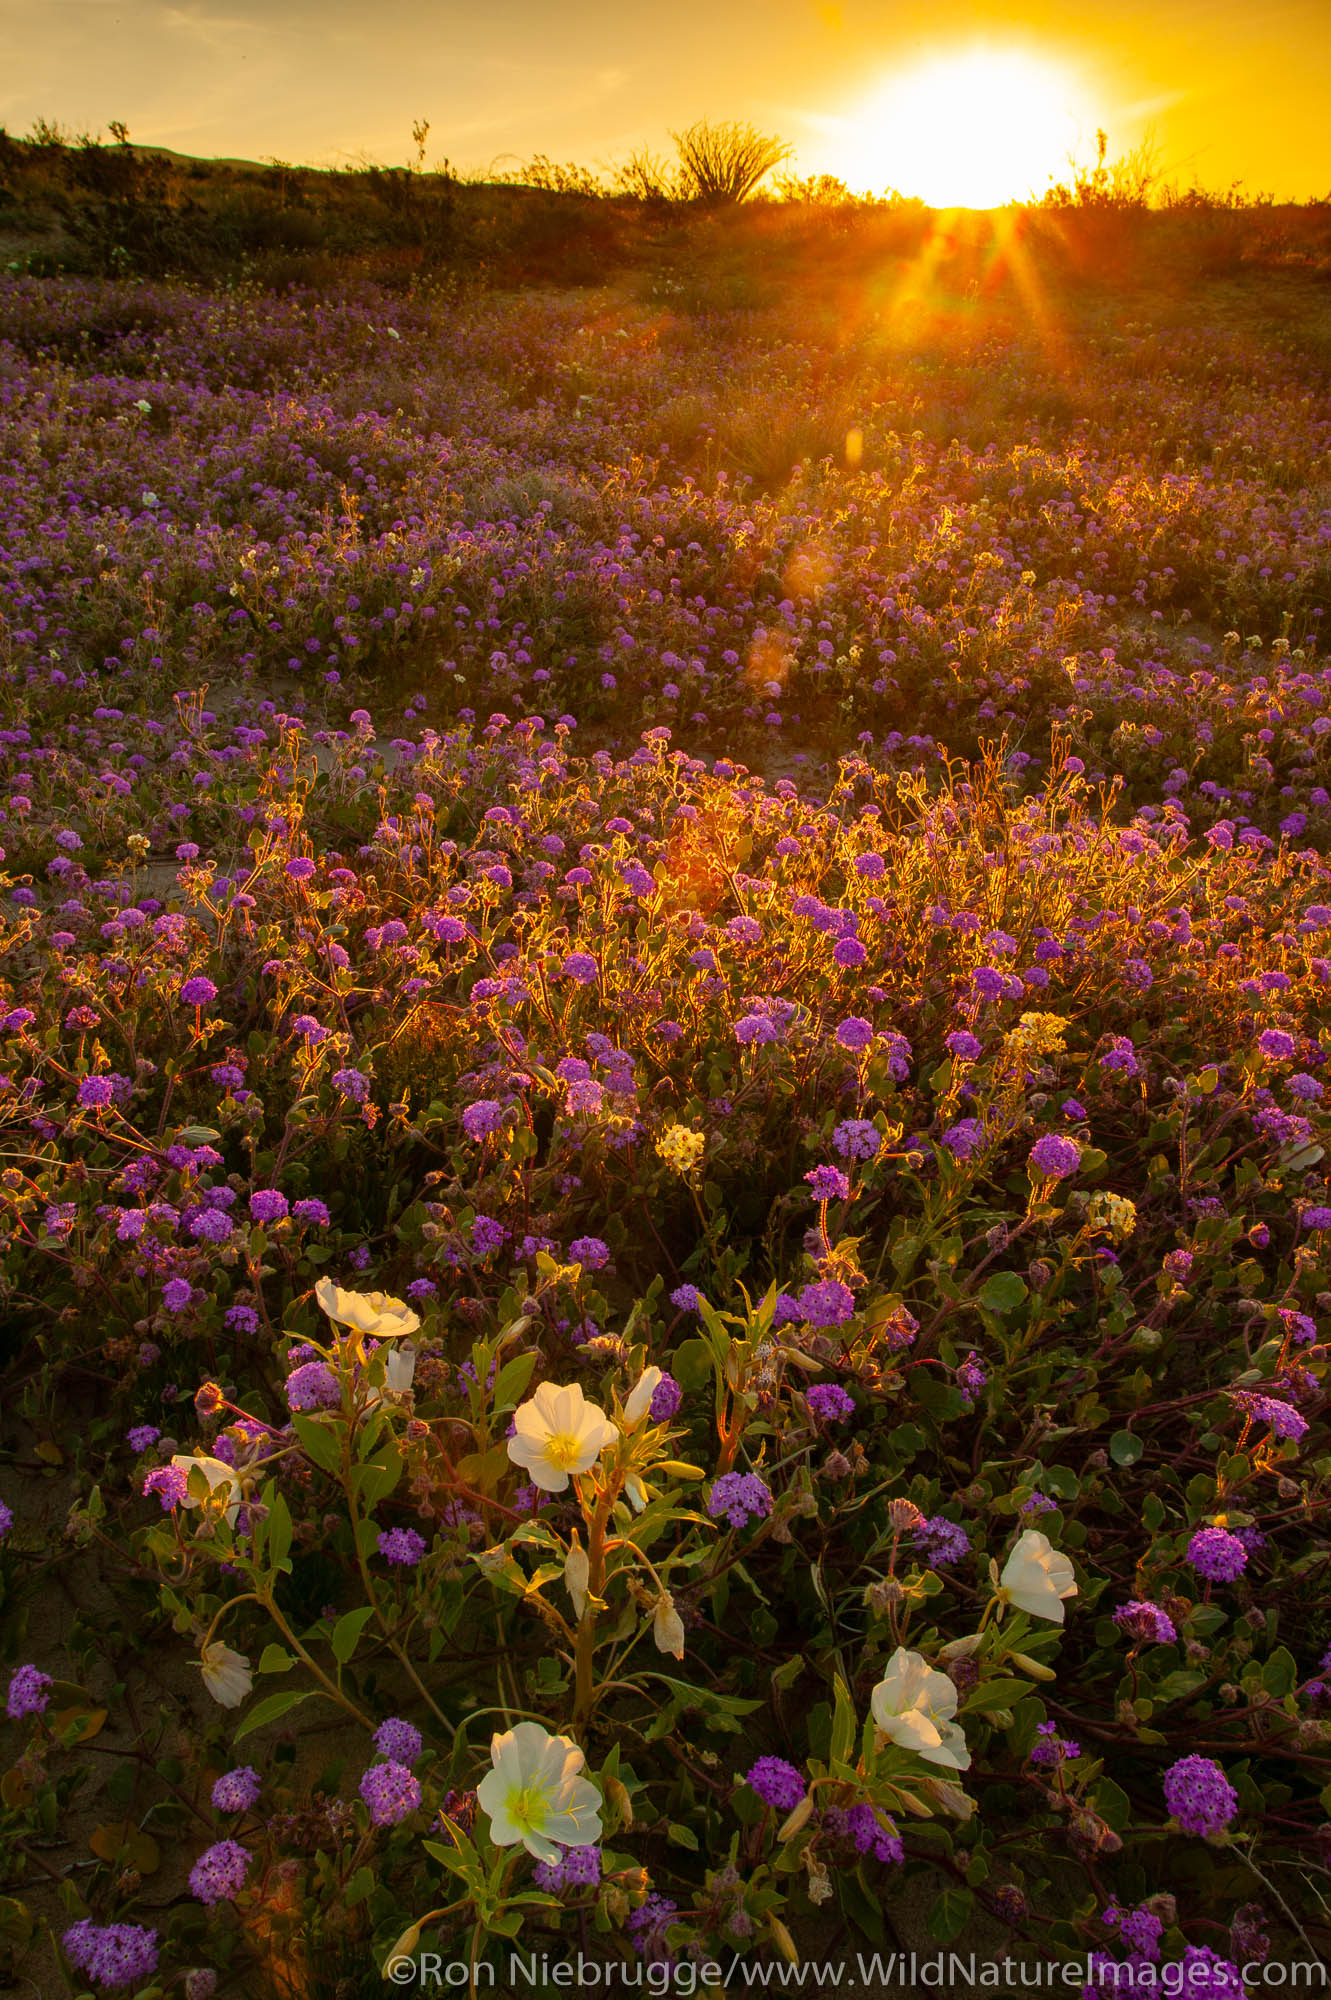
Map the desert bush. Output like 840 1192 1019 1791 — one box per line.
668 118 794 207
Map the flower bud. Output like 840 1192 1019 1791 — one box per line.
778 1793 815 1842
652 1592 685 1660
886 1498 924 1532
194 1381 224 1419
564 1537 590 1620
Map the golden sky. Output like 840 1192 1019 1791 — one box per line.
3 0 1328 202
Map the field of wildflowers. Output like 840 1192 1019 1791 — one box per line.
2 252 1331 1998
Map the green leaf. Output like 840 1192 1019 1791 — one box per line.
979 1271 1028 1315
666 1821 699 1850
345 1865 376 1907
925 1886 974 1944
234 1689 317 1742
330 1605 376 1666
829 1674 857 1765
1094 1777 1132 1832
1262 1646 1298 1698
962 1677 1034 1713
292 1414 342 1475
493 1350 538 1411
353 1446 402 1507
1110 1430 1144 1466
266 1491 293 1571
670 1339 714 1392
257 1644 296 1675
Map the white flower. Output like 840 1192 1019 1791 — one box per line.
198 1640 253 1708
870 1648 971 1771
622 1365 662 1429
315 1277 420 1342
476 1721 603 1862
362 1339 416 1413
652 1591 685 1659
171 1453 241 1527
141 489 159 508
507 1382 617 1493
1000 1529 1078 1624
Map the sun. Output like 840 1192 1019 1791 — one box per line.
838 47 1090 208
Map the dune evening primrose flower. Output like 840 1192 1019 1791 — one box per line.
507 1383 617 1492
476 1721 603 1862
622 1365 662 1429
198 1641 252 1709
314 1278 420 1342
171 1454 242 1527
1000 1530 1078 1623
870 1648 971 1770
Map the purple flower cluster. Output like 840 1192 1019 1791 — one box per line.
211 1766 262 1812
377 1526 427 1566
6 1664 53 1718
1162 1755 1238 1836
1187 1525 1248 1582
707 1473 774 1530
188 1838 251 1905
533 1843 603 1893
63 1920 160 1991
374 1717 423 1765
744 1756 806 1809
360 1759 422 1826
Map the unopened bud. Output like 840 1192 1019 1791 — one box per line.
887 1498 924 1532
1072 1810 1122 1855
652 1591 685 1660
564 1538 589 1620
194 1381 224 1419
605 1775 634 1828
768 1917 799 1966
867 1577 905 1612
1005 1651 1056 1682
778 1793 815 1842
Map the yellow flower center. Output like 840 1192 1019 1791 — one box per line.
506 1782 550 1831
544 1431 586 1471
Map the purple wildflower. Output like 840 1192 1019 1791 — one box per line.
1163 1755 1238 1836
188 1839 251 1905
360 1760 421 1826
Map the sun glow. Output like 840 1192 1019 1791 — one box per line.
838 47 1091 208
